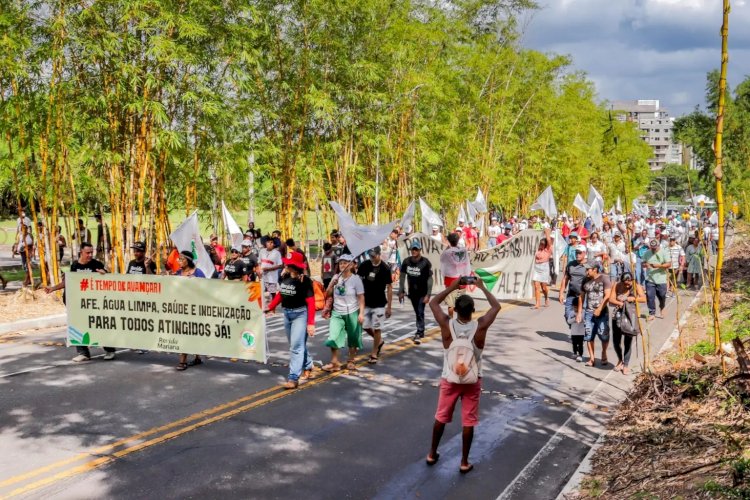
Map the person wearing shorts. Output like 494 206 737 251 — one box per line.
578 262 612 367
425 278 501 474
358 247 392 364
323 254 365 372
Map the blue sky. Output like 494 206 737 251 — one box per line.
522 0 750 116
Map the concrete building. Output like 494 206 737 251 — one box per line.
611 99 682 170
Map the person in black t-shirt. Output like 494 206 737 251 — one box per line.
264 251 316 389
240 240 258 281
44 242 117 362
221 247 246 280
398 240 433 343
126 241 155 275
357 246 393 364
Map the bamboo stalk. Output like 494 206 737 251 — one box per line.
712 0 730 366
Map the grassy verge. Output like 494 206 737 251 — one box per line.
574 222 750 499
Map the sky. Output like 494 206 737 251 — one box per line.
522 0 750 117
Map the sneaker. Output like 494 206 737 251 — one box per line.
102 352 116 361
412 336 422 345
575 355 583 362
72 354 90 363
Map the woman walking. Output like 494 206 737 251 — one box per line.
175 251 206 371
531 228 553 309
264 252 316 389
685 237 704 289
608 272 645 375
322 254 365 372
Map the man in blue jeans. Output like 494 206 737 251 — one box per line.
578 262 612 367
642 238 670 321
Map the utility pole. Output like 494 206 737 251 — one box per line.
209 166 218 234
248 153 255 227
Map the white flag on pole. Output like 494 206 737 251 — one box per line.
472 188 487 213
169 211 215 278
466 200 478 224
329 202 396 258
419 198 443 234
573 194 590 215
399 201 416 232
709 211 718 224
529 185 558 218
616 196 622 213
221 201 244 250
588 198 603 230
587 185 604 210
458 204 467 225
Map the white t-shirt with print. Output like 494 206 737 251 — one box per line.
332 273 364 315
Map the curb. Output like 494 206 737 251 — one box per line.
0 314 67 335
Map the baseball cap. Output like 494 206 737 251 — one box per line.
410 240 422 250
241 239 252 247
230 247 241 253
338 253 356 262
431 225 440 231
131 241 146 251
569 232 579 239
584 261 599 270
458 217 465 223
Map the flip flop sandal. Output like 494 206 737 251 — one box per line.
321 363 341 372
368 356 379 365
175 363 188 371
426 452 440 466
459 464 474 474
346 361 358 371
376 341 385 357
585 360 595 367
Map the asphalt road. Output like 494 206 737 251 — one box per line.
0 287 692 500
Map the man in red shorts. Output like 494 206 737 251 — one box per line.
426 277 502 473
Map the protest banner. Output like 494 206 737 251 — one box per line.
399 229 543 300
65 274 268 362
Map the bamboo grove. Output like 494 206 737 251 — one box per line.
1 0 655 285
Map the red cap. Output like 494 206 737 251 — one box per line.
282 251 307 270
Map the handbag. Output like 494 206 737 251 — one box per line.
616 289 641 336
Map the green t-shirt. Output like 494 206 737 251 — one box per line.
643 248 669 285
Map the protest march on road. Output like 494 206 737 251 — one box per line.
1 184 728 496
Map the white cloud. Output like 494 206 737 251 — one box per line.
523 0 750 115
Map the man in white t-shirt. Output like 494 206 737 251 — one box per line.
259 238 283 299
440 232 472 318
487 218 502 247
430 225 444 243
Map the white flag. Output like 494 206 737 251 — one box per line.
573 194 590 215
329 202 396 258
399 201 415 231
530 185 558 218
588 185 604 210
588 198 603 230
458 204 467 225
473 188 487 213
419 198 443 234
466 200 478 224
616 196 622 213
221 201 244 250
169 211 215 278
709 211 718 224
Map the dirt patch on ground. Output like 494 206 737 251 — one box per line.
571 225 750 499
0 288 65 323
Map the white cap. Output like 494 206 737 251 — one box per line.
458 218 465 223
431 225 439 231
241 239 252 247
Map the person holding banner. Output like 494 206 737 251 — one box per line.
532 228 553 309
265 252 317 389
487 218 501 247
175 251 206 371
399 240 433 344
323 254 365 372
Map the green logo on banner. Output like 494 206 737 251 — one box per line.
241 331 255 348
